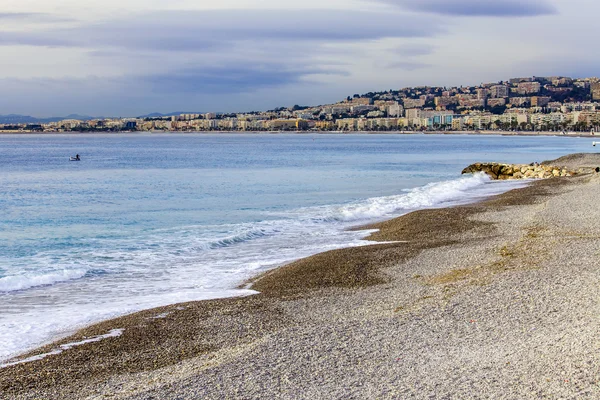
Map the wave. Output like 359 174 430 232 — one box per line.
0 269 88 293
0 174 504 295
206 227 276 249
0 173 523 362
303 172 494 223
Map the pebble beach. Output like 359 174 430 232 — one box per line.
2 153 600 400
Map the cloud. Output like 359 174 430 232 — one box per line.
0 32 76 47
383 0 557 17
0 63 348 97
0 12 74 22
387 61 432 71
142 64 349 94
0 63 351 116
387 44 435 71
0 13 41 19
392 44 436 57
0 7 448 115
0 9 445 51
516 56 600 81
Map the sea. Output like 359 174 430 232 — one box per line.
0 133 593 361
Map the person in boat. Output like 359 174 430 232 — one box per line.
75 154 80 161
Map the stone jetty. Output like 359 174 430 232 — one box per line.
462 162 576 180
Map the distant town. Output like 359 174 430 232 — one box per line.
4 76 600 134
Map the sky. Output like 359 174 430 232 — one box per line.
0 0 597 117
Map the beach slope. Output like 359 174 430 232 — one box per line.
2 154 600 399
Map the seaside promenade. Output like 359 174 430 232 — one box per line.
0 129 598 136
2 154 600 399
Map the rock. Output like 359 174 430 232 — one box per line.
462 162 577 180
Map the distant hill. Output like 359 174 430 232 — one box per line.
0 114 46 124
0 114 102 124
137 111 199 118
62 114 99 121
0 112 207 124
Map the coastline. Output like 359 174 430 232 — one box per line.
0 129 598 137
3 153 600 399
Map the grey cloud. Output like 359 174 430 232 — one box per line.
135 9 443 42
86 27 221 52
387 61 432 71
384 0 557 17
1 63 347 97
0 8 447 115
0 12 74 22
0 13 41 19
388 44 435 71
518 57 600 81
393 44 436 57
142 65 349 94
0 63 348 115
0 31 76 47
0 9 445 51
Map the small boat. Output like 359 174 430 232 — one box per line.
69 156 81 161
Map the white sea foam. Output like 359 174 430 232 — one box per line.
205 227 277 249
0 269 88 293
0 173 526 362
0 329 124 368
332 172 493 221
0 289 258 361
289 172 514 224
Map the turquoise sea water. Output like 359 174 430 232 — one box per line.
0 133 592 360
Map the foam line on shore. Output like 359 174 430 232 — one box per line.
0 166 589 398
0 269 88 293
4 153 599 399
0 329 124 369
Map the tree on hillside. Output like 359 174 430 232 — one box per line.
490 105 507 115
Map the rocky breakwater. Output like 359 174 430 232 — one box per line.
462 162 577 180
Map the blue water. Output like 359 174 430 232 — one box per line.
0 133 592 361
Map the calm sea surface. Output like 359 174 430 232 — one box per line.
0 133 592 360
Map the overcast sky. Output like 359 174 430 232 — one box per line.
0 0 596 117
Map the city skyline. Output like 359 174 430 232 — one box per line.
1 0 597 117
4 74 600 133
